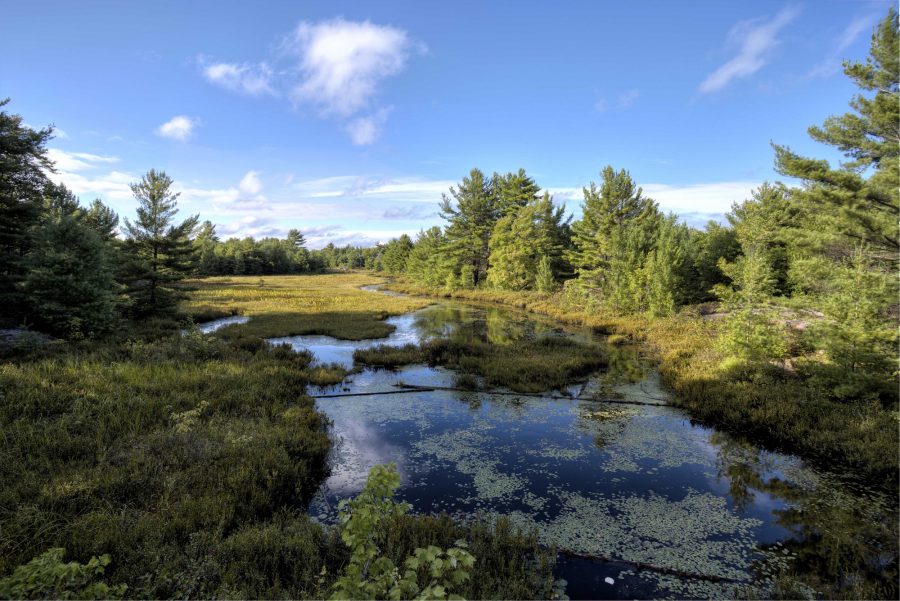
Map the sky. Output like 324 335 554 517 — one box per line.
1 0 891 248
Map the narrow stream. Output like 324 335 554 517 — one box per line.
202 287 897 598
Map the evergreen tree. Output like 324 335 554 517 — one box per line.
684 221 740 303
773 7 898 268
487 192 566 290
122 170 198 314
492 168 541 218
439 169 497 287
194 220 220 275
407 227 452 287
0 99 54 310
82 199 119 242
569 166 658 291
21 215 118 337
643 215 690 317
42 182 81 220
534 255 556 293
381 234 413 274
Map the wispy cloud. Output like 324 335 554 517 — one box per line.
46 149 119 172
156 115 199 141
699 6 800 94
199 58 276 96
238 170 263 196
594 88 640 113
807 13 878 79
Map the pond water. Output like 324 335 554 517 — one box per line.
193 314 249 333
266 290 897 599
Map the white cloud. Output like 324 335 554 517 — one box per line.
200 59 275 96
156 115 199 141
808 13 878 79
46 149 119 172
699 6 800 94
344 106 392 145
285 18 415 117
238 170 263 195
292 175 453 202
550 181 761 223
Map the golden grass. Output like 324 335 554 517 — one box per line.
183 273 431 340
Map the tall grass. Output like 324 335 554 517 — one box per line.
182 274 431 340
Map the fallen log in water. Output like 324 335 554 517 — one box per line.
393 383 667 407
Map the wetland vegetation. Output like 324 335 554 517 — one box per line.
1 6 897 601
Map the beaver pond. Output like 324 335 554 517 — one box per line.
235 288 897 599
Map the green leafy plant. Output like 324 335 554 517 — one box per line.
330 463 475 600
0 548 127 600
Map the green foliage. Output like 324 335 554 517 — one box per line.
568 166 658 290
534 255 556 293
487 192 569 291
0 548 126 600
439 169 497 287
21 215 118 338
330 464 475 601
122 169 199 315
0 98 54 311
381 234 414 274
802 248 897 401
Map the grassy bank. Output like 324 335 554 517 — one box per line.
1 276 557 598
183 273 431 340
385 280 899 489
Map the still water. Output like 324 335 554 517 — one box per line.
264 293 896 599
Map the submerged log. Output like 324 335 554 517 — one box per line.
556 547 749 585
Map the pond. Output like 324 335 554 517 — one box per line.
255 290 897 599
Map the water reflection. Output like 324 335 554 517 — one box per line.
300 297 896 599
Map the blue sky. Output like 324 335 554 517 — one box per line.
2 0 890 247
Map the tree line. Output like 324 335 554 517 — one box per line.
2 8 896 401
380 10 899 402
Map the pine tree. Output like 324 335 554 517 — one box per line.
82 199 119 242
773 7 898 268
439 169 497 287
487 192 566 290
122 170 198 315
22 215 118 337
569 166 658 292
0 99 54 310
407 227 452 287
493 168 541 218
381 234 413 274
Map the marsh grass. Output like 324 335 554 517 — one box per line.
386 280 899 487
354 336 607 393
182 274 431 340
1 275 557 598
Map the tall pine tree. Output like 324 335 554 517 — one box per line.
123 170 198 315
439 169 497 287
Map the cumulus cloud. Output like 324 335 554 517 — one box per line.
699 6 800 94
239 170 263 195
200 59 276 96
200 19 421 144
156 115 199 141
284 18 414 117
344 107 393 146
